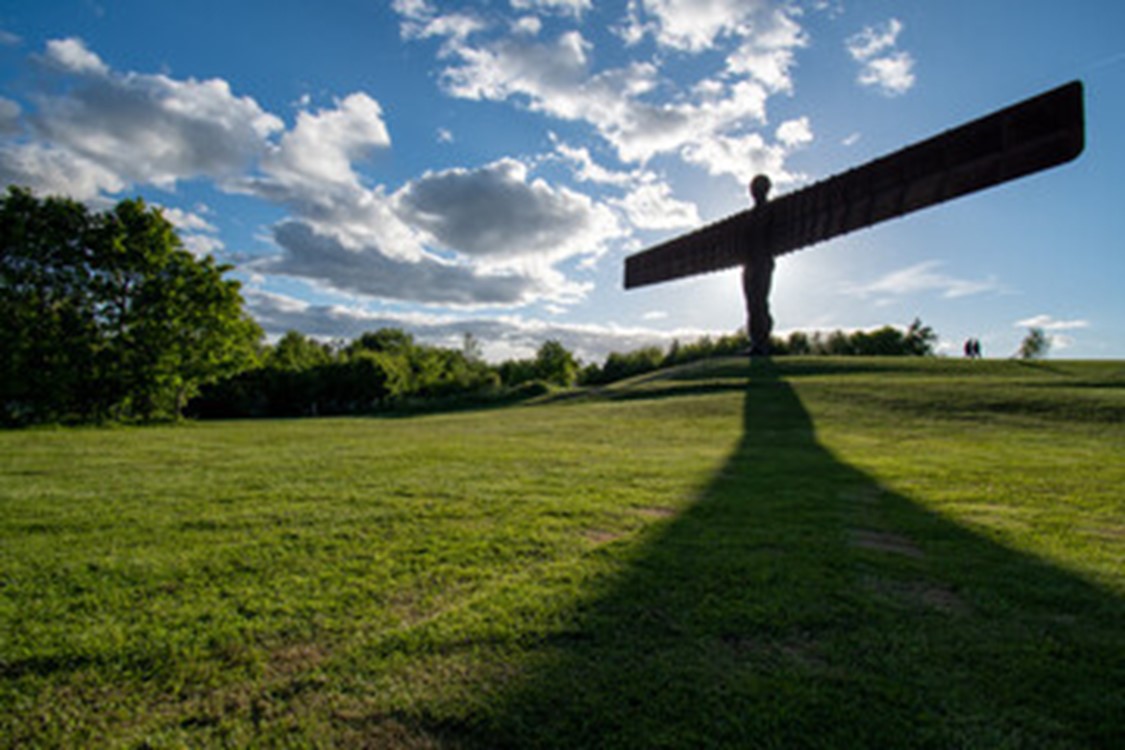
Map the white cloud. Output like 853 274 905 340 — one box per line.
159 205 218 234
0 142 126 200
441 30 594 103
613 181 700 230
157 205 223 257
627 0 766 53
236 170 428 263
42 37 109 76
510 0 591 18
226 94 426 265
3 38 283 199
551 140 699 230
1049 334 1075 351
420 4 812 185
180 233 226 258
846 19 916 96
1014 314 1090 331
724 6 808 93
776 116 812 147
845 18 902 61
858 52 915 96
256 220 581 308
436 27 779 165
393 157 622 267
2 13 825 315
845 261 1000 300
244 152 620 307
554 142 635 186
391 0 430 16
393 0 484 43
682 131 795 186
1 36 624 310
512 16 542 36
262 93 390 190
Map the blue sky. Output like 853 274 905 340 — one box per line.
2 0 1123 360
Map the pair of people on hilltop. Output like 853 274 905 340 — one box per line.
964 338 983 359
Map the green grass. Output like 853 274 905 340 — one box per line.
2 357 1123 748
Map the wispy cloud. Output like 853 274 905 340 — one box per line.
511 0 591 18
552 139 700 230
1011 318 1084 353
1014 314 1090 331
844 260 1000 301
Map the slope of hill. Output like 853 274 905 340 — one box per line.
3 358 1123 747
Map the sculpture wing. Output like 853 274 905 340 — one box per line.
624 80 1084 289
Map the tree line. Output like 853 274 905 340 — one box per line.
4 188 943 426
188 329 556 419
189 322 940 419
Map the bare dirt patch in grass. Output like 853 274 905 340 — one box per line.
863 576 969 615
719 633 828 671
1083 524 1125 540
584 529 625 545
850 529 924 558
267 642 330 679
635 505 677 519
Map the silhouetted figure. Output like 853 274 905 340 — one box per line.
964 339 974 358
623 83 1084 363
744 175 774 356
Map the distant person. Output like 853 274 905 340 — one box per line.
964 339 974 359
972 339 982 359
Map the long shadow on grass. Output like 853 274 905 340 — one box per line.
457 360 1123 748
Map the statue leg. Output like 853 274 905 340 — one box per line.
742 255 775 356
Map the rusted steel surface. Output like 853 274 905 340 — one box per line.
624 81 1084 289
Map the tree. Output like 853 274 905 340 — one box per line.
269 331 332 372
1 187 261 423
461 331 483 363
786 331 812 355
903 317 937 356
533 340 579 387
347 328 415 356
1018 327 1050 360
584 346 663 385
1 189 102 421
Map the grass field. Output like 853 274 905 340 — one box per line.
2 357 1123 748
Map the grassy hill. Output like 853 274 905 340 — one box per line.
2 357 1123 748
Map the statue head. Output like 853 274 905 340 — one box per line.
750 174 772 207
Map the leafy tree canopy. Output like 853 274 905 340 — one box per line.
1018 327 1050 360
1 187 262 423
